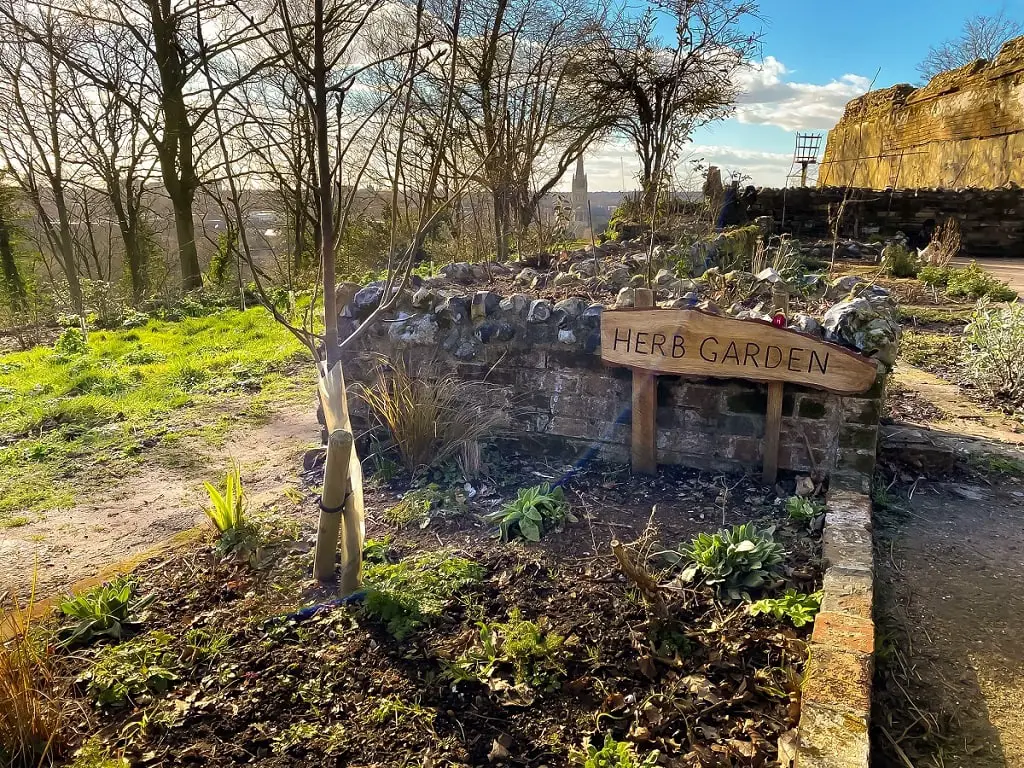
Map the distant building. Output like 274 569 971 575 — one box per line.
570 155 588 233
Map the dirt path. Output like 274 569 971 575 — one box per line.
0 401 320 602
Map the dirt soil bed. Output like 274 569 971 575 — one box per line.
47 458 821 768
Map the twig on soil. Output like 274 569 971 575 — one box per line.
611 538 667 618
881 723 920 768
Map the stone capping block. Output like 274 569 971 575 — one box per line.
793 489 874 768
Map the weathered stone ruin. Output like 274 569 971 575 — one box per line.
820 35 1024 189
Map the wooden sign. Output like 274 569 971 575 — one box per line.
601 302 877 481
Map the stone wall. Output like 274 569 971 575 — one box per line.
751 186 1024 258
819 36 1024 189
339 289 888 491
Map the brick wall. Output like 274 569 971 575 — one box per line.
340 295 886 490
751 186 1024 259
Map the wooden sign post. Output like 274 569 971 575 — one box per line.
601 308 877 483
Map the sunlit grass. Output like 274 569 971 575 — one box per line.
0 308 312 519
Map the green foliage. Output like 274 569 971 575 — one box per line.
897 304 972 325
362 537 392 564
899 330 958 367
383 485 466 528
917 265 951 288
946 262 1017 301
53 327 87 359
362 551 483 639
67 738 129 768
447 608 566 690
572 734 659 768
80 631 179 706
203 463 246 536
272 722 346 755
680 523 785 601
785 496 822 523
181 628 229 664
484 483 575 542
962 298 1024 402
208 230 238 286
372 695 436 727
58 577 155 646
748 589 823 627
880 245 919 278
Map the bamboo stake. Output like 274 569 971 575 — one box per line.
313 429 353 582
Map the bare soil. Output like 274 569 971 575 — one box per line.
0 400 320 602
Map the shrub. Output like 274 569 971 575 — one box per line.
447 608 566 691
362 551 483 639
962 299 1024 402
360 356 506 475
571 734 659 768
1 600 74 767
53 327 88 359
80 631 179 706
484 483 575 542
748 589 822 628
946 262 1017 301
917 265 951 288
785 496 823 523
880 244 919 278
680 523 785 601
58 576 155 646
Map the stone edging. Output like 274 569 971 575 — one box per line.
789 489 875 767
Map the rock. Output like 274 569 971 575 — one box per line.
499 293 531 315
615 287 635 308
434 295 471 324
527 299 552 323
553 272 578 288
335 281 360 313
471 291 500 320
440 261 474 283
411 287 435 310
515 267 539 286
753 215 774 237
476 321 516 343
557 328 576 344
826 275 867 300
569 260 599 278
302 447 326 471
654 268 676 287
795 476 815 497
603 266 631 289
351 283 385 317
823 296 900 366
629 275 648 288
553 297 587 325
697 300 722 315
453 340 480 359
579 304 603 329
756 267 782 283
389 313 438 345
789 313 822 336
488 262 512 276
470 264 489 280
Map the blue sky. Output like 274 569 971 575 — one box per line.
580 0 1024 190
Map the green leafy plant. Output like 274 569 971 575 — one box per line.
962 298 1024 403
917 265 951 287
362 537 392 564
748 589 823 627
79 631 179 706
680 523 785 601
785 496 823 523
203 463 257 553
53 327 87 359
58 577 155 646
67 738 129 768
946 261 1017 301
362 551 483 639
372 695 436 728
880 244 919 278
383 484 467 528
572 734 659 768
485 483 575 542
447 608 566 691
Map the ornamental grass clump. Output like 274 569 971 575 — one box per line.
680 523 785 601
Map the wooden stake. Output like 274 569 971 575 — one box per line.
314 429 353 582
762 382 784 485
631 288 657 475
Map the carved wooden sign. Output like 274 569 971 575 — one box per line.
601 309 877 395
600 301 878 482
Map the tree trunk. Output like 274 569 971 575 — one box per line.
492 186 509 262
0 214 25 309
171 190 201 292
313 0 338 364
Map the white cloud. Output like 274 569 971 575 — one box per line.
733 56 871 131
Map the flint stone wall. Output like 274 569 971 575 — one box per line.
340 291 886 490
750 186 1024 259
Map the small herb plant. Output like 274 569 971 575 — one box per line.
80 632 179 706
485 483 575 542
447 608 566 691
203 464 247 540
572 734 659 768
362 551 483 639
748 589 823 627
680 523 785 601
58 577 155 646
785 496 823 523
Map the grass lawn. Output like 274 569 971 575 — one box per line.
0 308 313 524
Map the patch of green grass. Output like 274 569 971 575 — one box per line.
0 308 309 515
899 330 959 367
898 305 972 326
0 514 30 528
966 452 1024 478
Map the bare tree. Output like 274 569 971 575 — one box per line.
918 10 1023 82
597 0 759 210
0 4 84 314
0 175 26 309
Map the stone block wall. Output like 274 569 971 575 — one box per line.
819 35 1024 189
340 293 886 490
751 186 1024 258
